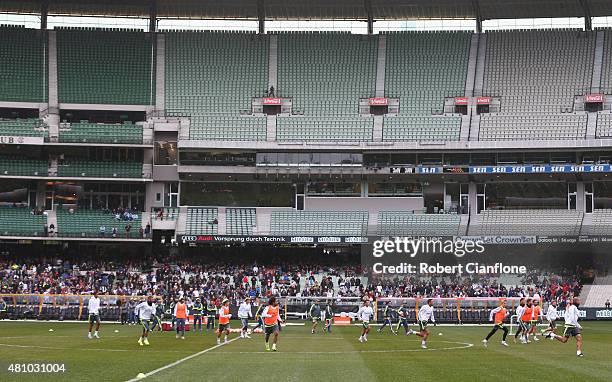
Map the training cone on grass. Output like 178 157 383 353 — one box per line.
48 329 54 332
114 329 119 333
438 333 443 336
136 373 146 379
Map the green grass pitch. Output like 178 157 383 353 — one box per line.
0 321 611 381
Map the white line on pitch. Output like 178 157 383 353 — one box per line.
125 337 239 382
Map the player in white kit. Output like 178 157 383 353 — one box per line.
357 300 374 343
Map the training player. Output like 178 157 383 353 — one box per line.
482 299 510 347
377 301 397 335
217 298 232 344
174 297 188 339
135 296 156 346
261 296 282 351
357 299 374 343
521 298 534 343
87 291 101 339
252 300 265 333
395 303 410 335
309 300 321 334
192 297 204 334
545 297 584 357
541 299 559 338
408 298 436 349
151 297 164 332
529 299 542 342
513 298 527 344
322 302 333 334
238 297 253 339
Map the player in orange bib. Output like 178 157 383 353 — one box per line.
520 299 534 343
261 297 283 351
482 299 510 347
529 300 542 342
174 297 188 339
216 298 232 345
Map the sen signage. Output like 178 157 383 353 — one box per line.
585 93 604 103
476 97 492 105
454 97 468 105
262 97 282 105
368 97 389 106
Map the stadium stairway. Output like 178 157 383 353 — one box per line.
465 33 479 97
175 206 188 234
474 33 487 95
46 210 57 233
254 208 273 235
266 115 276 141
268 35 278 91
586 112 597 139
458 214 470 235
367 212 378 236
592 30 605 92
155 33 165 110
580 213 593 234
217 207 227 235
375 34 386 97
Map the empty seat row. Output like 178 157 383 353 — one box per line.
0 206 47 236
378 211 461 236
277 116 373 141
0 118 48 138
59 121 143 144
227 208 256 235
0 26 47 102
57 161 142 178
57 28 152 105
186 207 218 235
468 209 583 236
383 115 461 141
270 210 368 236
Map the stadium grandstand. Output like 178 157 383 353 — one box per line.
1 1 612 380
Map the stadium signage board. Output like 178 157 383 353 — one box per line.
555 308 612 320
177 235 369 244
469 164 611 174
416 166 442 174
0 136 43 145
368 97 388 106
262 97 282 105
454 97 468 105
385 165 612 176
389 166 416 174
585 93 604 103
476 96 492 105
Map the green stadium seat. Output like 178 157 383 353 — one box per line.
165 31 269 141
59 121 143 144
56 209 142 238
57 161 142 178
0 26 47 102
57 28 152 105
0 207 47 236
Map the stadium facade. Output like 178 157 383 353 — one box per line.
2 2 612 254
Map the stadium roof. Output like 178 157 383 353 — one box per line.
2 0 611 21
